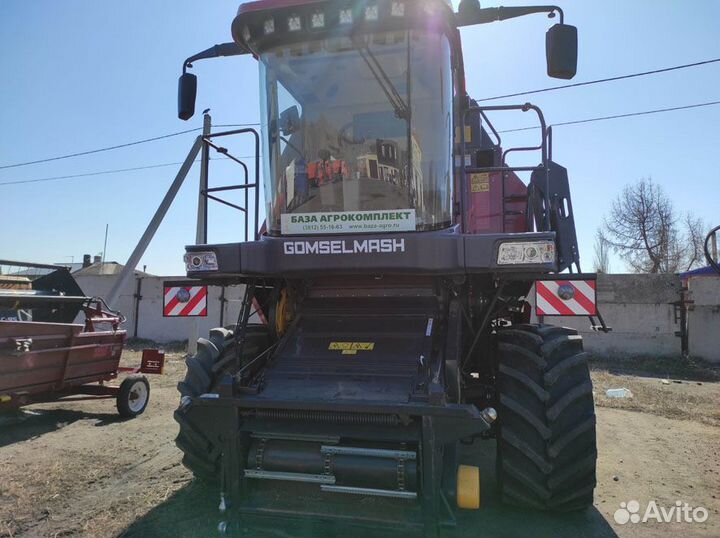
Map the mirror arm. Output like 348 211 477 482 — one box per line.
183 42 249 73
457 5 564 27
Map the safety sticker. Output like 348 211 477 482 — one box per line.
470 173 490 193
328 342 375 355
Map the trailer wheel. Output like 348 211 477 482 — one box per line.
117 375 150 418
175 326 271 483
495 324 596 511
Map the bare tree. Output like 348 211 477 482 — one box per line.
603 178 705 273
593 229 611 273
683 213 707 272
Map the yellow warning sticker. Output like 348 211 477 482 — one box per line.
454 126 473 144
470 173 490 193
328 342 375 356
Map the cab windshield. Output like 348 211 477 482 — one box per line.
259 29 454 235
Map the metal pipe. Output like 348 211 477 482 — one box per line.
133 277 142 338
458 5 564 26
196 112 212 245
462 281 506 369
459 105 469 232
102 224 109 265
219 286 226 327
0 260 71 271
106 137 203 307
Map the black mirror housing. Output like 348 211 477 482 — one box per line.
178 72 198 121
546 24 578 80
279 105 300 135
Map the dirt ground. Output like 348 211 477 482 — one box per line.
1 352 719 538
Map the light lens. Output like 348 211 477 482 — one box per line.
339 9 353 24
365 5 379 21
185 251 219 272
497 241 556 265
391 2 405 16
263 18 275 34
311 12 325 28
241 25 251 42
288 15 302 31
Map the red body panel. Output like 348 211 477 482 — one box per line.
140 349 166 375
465 171 527 234
0 321 126 398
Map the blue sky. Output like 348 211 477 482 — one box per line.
1 0 719 275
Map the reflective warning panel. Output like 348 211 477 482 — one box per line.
536 280 597 317
163 282 208 317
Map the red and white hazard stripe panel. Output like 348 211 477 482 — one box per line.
163 285 208 317
536 280 597 317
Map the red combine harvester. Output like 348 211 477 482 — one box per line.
0 261 161 417
168 0 609 535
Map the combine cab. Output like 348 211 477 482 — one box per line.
172 1 600 534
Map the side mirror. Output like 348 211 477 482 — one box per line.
178 72 198 121
279 105 300 135
546 24 578 80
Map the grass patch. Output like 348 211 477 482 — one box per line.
125 338 188 353
592 370 720 427
589 354 720 382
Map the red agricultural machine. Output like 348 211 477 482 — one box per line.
171 0 605 535
0 261 160 417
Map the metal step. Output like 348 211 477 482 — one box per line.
243 469 336 484
321 484 417 500
320 445 416 460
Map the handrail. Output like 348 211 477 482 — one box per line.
200 128 262 243
460 103 551 232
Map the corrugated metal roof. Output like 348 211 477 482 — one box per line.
680 266 720 279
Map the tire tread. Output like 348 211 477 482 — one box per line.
496 324 597 511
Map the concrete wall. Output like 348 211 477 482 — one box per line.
535 274 684 359
688 276 720 363
75 274 247 343
74 272 719 362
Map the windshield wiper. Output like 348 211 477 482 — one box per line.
353 38 410 121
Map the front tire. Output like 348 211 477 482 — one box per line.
495 324 596 511
174 326 271 483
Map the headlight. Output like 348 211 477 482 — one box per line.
497 241 556 265
184 251 219 272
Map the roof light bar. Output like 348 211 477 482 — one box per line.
233 0 457 52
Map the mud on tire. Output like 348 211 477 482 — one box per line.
174 326 271 483
496 324 597 511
